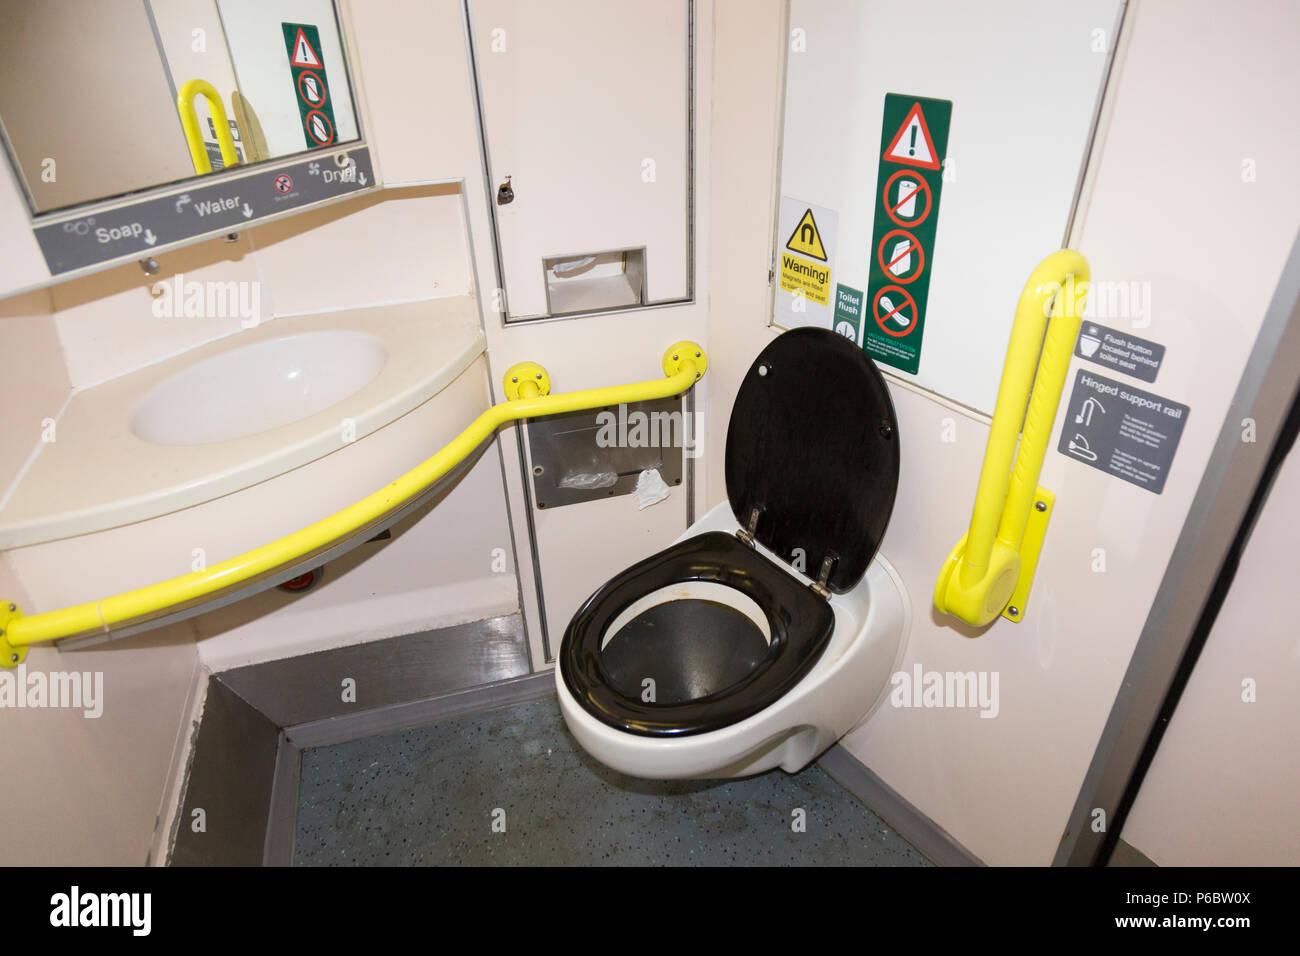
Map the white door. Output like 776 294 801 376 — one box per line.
468 0 692 320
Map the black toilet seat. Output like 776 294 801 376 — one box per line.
560 531 834 737
560 327 900 741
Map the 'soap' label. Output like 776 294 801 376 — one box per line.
1058 370 1189 494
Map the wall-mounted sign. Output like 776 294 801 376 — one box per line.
775 196 838 327
862 94 952 376
1075 321 1166 383
33 148 374 275
283 23 337 148
1058 369 1189 494
833 283 864 343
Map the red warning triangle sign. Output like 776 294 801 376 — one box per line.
883 102 940 170
290 27 323 68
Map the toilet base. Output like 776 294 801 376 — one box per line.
554 502 911 780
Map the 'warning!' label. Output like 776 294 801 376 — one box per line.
774 198 838 327
780 252 831 306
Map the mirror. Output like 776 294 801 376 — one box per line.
0 0 361 215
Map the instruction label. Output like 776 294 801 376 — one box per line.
862 94 952 375
34 148 374 275
833 284 864 344
775 197 838 326
1075 321 1166 383
1058 370 1189 494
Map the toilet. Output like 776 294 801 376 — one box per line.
556 327 910 779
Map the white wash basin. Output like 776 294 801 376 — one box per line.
131 331 388 445
0 298 487 549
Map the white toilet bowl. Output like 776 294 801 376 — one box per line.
555 500 909 778
554 327 909 779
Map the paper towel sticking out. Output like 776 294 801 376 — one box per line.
558 471 617 490
633 468 671 510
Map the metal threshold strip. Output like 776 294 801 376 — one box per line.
0 342 707 664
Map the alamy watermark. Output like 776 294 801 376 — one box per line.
50 886 150 936
0 665 103 718
1043 273 1152 329
890 664 999 718
151 272 262 328
595 403 704 459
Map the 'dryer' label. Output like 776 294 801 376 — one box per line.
862 93 952 376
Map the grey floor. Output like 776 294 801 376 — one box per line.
294 695 930 866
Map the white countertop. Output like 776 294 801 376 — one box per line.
0 297 485 548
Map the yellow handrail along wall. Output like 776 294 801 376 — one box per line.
0 343 707 665
934 250 1090 627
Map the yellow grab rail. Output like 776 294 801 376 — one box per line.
177 79 241 175
0 343 707 664
934 250 1090 627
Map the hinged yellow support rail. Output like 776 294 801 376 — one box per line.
0 342 707 665
177 78 241 175
934 251 1090 627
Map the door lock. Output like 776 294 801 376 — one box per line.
496 176 514 205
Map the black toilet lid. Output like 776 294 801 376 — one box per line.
725 328 899 593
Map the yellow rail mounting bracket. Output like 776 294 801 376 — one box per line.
934 250 1089 627
663 342 708 381
502 362 551 400
1 602 26 666
1003 485 1054 622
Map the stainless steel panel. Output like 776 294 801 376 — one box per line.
526 395 686 509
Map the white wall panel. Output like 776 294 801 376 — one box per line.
778 0 1122 413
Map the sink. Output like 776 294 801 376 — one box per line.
131 331 388 446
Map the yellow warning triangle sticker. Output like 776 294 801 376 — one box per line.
786 208 827 261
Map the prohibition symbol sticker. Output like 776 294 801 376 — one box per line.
274 173 294 194
877 228 924 284
873 286 917 337
297 70 327 107
882 169 931 227
863 93 951 375
283 23 338 150
304 109 335 145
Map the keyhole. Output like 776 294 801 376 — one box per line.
496 176 514 206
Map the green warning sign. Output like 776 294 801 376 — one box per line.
282 23 337 149
862 94 952 375
833 283 864 343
